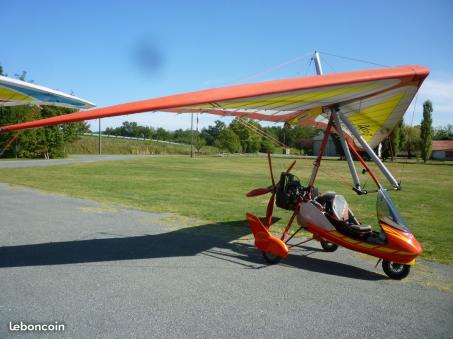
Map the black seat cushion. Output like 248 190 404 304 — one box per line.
349 224 372 232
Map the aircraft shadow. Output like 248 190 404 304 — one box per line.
0 219 385 280
0 220 249 268
229 243 385 281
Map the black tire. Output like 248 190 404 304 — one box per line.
320 241 338 252
262 251 282 264
382 260 411 280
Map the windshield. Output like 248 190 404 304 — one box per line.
376 188 410 233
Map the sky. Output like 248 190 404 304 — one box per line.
2 0 453 131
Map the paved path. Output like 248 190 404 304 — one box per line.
0 183 452 338
0 154 157 168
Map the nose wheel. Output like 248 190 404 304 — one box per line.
320 240 338 252
382 260 411 280
262 251 282 264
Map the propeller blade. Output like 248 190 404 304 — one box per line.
265 192 275 227
246 187 273 197
267 152 276 187
285 160 297 174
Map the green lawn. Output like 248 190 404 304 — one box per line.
0 155 452 264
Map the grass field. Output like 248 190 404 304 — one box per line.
66 135 218 155
0 155 452 264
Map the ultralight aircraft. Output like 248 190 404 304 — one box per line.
0 52 429 279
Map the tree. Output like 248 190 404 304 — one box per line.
292 125 317 154
433 125 453 140
173 129 192 143
0 104 88 159
404 125 421 159
381 121 403 161
155 127 171 141
201 120 225 145
194 134 206 153
279 123 295 147
215 128 241 153
391 123 401 159
104 121 155 139
420 100 433 162
260 139 275 153
398 120 406 152
262 126 281 141
230 118 262 153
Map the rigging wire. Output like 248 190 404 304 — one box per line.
234 52 313 84
399 93 418 185
237 117 287 148
0 131 21 157
303 57 313 76
320 54 337 73
318 51 391 68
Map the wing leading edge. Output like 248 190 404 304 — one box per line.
0 75 95 109
0 65 428 149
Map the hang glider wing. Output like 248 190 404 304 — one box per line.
0 75 95 109
0 66 428 148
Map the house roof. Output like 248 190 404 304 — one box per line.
432 140 453 151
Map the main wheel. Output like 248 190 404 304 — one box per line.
382 260 411 280
320 240 338 252
262 251 282 264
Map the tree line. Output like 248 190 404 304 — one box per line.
0 105 90 158
103 118 319 154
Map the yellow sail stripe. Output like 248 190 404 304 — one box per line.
0 86 34 102
288 107 322 125
186 82 380 110
347 92 405 142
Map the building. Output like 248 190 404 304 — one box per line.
431 140 453 160
312 131 339 156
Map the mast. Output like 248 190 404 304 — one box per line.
313 51 323 76
331 107 362 190
311 51 362 191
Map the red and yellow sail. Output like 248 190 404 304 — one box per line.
0 65 429 148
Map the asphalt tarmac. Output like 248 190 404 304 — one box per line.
0 183 452 338
0 154 156 169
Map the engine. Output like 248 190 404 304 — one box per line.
275 172 304 211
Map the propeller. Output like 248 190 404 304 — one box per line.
246 152 297 227
246 187 273 197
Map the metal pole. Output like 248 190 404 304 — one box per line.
307 50 327 189
196 113 199 155
308 116 334 189
313 51 323 76
339 111 400 189
190 113 193 158
331 108 361 190
98 118 101 155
